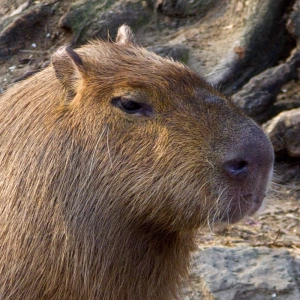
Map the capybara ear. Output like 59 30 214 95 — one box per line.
52 46 85 102
116 25 136 45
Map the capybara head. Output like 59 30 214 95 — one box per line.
0 25 274 300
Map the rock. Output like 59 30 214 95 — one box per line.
60 0 151 46
147 44 189 63
0 0 57 60
287 0 300 44
209 0 295 95
147 0 220 17
294 256 300 286
232 50 300 123
0 0 29 19
184 247 300 300
264 108 300 158
273 101 300 117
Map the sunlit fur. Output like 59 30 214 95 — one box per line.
0 26 273 299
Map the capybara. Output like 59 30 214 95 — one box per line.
0 25 274 300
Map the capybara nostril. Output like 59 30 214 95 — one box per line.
223 158 249 179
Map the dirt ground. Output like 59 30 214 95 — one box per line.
0 0 299 256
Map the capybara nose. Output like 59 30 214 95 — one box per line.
222 136 273 181
223 158 249 179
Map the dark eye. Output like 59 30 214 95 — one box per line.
119 100 141 112
111 97 153 116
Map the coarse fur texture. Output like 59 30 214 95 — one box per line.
0 25 274 299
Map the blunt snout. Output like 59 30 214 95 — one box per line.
217 126 274 223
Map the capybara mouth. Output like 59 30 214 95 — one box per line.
217 192 267 224
247 193 267 216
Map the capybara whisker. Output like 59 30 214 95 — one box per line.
90 127 107 174
106 127 114 169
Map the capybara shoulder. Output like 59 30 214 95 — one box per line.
0 25 274 300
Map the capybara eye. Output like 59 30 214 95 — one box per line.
111 97 153 116
120 100 141 112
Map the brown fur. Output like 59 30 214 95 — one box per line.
0 25 274 299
